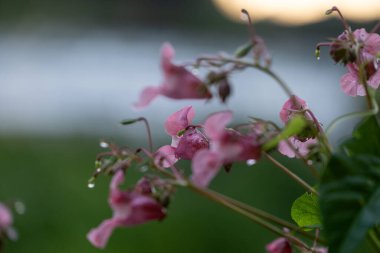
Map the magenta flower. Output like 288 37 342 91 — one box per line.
266 237 292 253
191 111 261 187
87 170 166 249
134 43 212 108
278 96 317 159
0 202 17 241
155 106 209 167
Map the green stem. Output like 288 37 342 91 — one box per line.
265 153 319 196
368 230 380 253
326 96 379 136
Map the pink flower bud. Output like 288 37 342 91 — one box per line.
266 237 292 253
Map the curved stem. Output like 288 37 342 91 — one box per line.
265 153 319 196
326 93 379 137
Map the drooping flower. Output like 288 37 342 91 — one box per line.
278 96 318 159
265 237 292 253
87 171 166 249
191 111 261 187
134 43 212 108
329 28 380 96
155 106 209 168
0 202 17 241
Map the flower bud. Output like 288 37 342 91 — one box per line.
218 79 232 103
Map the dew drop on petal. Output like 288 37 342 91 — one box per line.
14 201 26 215
99 141 109 148
246 159 256 166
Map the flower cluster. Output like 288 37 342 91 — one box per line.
318 7 380 96
87 7 380 253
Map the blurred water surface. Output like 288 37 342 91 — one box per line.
0 26 362 141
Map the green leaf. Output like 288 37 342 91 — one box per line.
320 154 380 253
291 192 322 230
341 116 380 156
234 42 253 58
263 116 308 150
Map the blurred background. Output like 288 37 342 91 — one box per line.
1 0 379 252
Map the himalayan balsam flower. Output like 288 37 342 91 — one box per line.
134 43 212 108
87 171 166 248
0 202 17 241
155 106 209 167
330 28 380 96
191 111 261 187
266 237 292 253
278 96 317 159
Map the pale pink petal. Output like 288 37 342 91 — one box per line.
134 86 161 108
204 111 233 140
175 128 209 160
87 219 119 249
279 96 307 124
191 149 222 187
368 68 380 89
365 32 380 57
266 237 292 253
340 70 365 96
164 106 194 136
154 145 178 168
278 140 296 158
0 203 12 229
278 137 317 159
160 42 175 73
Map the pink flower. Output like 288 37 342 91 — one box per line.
134 43 212 108
340 63 380 96
87 171 166 249
155 106 209 167
0 202 17 241
279 95 307 124
191 111 261 187
278 137 317 158
330 28 380 96
266 237 292 253
0 203 12 230
278 97 318 159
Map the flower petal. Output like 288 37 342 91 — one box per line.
87 219 119 249
134 86 162 108
164 106 194 136
340 67 365 96
203 111 233 140
191 149 222 187
160 42 175 73
154 145 178 168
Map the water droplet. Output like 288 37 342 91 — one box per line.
88 182 95 189
99 141 109 148
240 13 248 22
316 56 320 60
96 168 102 173
139 166 148 173
246 159 256 166
191 68 199 75
14 201 26 215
